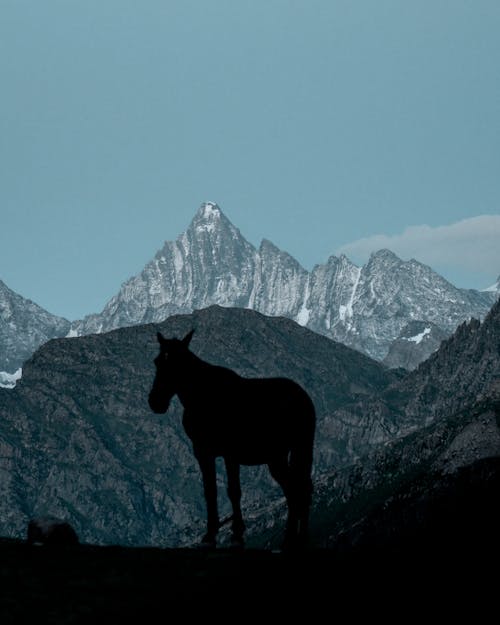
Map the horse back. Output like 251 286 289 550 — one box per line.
183 375 315 464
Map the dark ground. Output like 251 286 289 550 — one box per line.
1 537 498 623
3 455 500 622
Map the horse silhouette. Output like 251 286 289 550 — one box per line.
148 330 316 549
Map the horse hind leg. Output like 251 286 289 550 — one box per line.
295 474 312 544
289 441 314 547
268 457 299 549
224 458 245 548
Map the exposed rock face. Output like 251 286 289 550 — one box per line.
320 298 500 463
1 299 498 549
2 204 495 378
241 302 500 549
312 399 500 552
383 321 448 370
0 306 395 546
72 203 495 364
245 391 500 550
0 280 70 375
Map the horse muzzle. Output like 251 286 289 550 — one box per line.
148 392 170 414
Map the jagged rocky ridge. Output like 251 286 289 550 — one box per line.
244 393 500 550
0 306 396 546
0 280 70 377
319 297 500 465
233 300 500 548
72 202 495 363
1 297 498 548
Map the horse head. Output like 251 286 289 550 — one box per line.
148 329 195 414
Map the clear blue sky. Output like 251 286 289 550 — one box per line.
1 1 499 321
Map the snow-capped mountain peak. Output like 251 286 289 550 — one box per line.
0 279 70 375
2 203 496 379
187 202 246 243
192 201 223 231
370 248 400 262
70 203 495 364
199 201 220 218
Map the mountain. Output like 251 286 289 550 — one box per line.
323 399 500 554
1 298 497 549
382 320 448 370
73 202 495 363
228 301 500 550
483 274 500 294
1 203 494 376
0 306 396 546
320 248 494 360
0 280 70 380
249 391 500 552
319 298 500 536
319 297 500 464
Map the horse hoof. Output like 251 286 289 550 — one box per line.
199 535 217 549
229 535 245 550
281 535 300 552
281 536 307 552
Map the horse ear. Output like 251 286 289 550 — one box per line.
182 329 195 347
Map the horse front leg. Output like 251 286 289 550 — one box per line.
196 452 219 548
224 458 245 548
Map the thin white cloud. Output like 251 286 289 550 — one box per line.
337 216 500 285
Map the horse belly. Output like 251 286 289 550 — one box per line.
222 424 290 465
184 377 314 463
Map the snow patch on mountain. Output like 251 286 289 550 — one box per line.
339 265 361 326
65 202 497 365
0 368 22 389
406 327 431 344
201 202 220 218
297 278 311 326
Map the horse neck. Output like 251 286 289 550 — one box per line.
175 352 211 409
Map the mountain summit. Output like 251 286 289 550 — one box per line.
72 202 495 362
0 280 70 376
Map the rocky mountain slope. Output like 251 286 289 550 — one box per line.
234 302 500 550
0 306 396 546
382 320 448 370
246 391 500 551
0 280 70 378
318 297 500 468
1 297 498 549
73 202 495 363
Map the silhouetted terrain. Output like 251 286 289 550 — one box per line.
328 404 500 554
225 300 500 550
1 525 498 622
1 302 499 620
0 306 395 545
1 300 499 548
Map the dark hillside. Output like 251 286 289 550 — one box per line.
0 306 395 545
